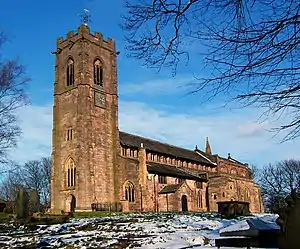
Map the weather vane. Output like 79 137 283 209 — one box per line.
79 9 92 26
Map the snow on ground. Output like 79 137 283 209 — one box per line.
0 212 278 249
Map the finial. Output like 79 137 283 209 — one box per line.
79 9 92 26
195 145 198 150
228 153 231 159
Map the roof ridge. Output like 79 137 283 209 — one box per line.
119 130 207 156
195 151 217 165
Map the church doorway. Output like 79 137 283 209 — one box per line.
66 194 76 213
181 195 188 212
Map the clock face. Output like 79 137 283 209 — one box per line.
95 91 105 107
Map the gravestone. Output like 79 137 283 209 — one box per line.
216 216 280 248
28 189 40 215
217 201 250 218
16 188 29 219
276 189 300 249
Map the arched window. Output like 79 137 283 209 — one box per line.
124 181 135 202
197 191 202 208
66 157 76 187
244 188 250 202
94 59 104 86
67 58 74 86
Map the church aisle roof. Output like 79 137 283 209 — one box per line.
159 183 183 194
147 162 208 182
119 131 215 165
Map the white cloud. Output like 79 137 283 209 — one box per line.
7 99 300 168
8 104 53 164
118 100 300 166
119 77 195 96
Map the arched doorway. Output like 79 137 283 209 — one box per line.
66 194 76 212
181 195 188 212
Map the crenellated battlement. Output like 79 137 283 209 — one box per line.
56 24 115 50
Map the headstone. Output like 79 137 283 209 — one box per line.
28 189 40 215
216 216 280 248
217 201 250 218
276 189 300 249
16 188 29 219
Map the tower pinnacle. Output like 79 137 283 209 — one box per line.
205 137 212 155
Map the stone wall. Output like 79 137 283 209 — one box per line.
51 24 120 213
208 175 263 213
117 147 263 213
51 24 264 214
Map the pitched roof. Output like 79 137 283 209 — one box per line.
220 154 248 167
147 162 208 182
119 131 215 166
159 184 182 194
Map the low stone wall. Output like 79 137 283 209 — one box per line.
91 202 122 212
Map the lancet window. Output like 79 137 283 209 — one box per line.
94 59 104 87
67 58 74 86
124 182 135 202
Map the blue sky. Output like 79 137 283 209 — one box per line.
0 0 299 169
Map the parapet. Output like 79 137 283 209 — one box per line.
56 24 116 50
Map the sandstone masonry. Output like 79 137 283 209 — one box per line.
50 24 264 214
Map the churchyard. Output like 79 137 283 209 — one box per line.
0 212 279 249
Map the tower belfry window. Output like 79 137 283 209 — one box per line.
94 59 103 87
67 58 74 86
66 158 76 188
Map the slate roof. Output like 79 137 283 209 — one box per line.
147 162 208 182
119 131 215 166
159 184 182 194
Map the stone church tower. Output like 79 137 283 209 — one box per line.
50 24 120 212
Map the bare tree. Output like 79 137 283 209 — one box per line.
0 32 29 168
0 169 23 212
19 158 51 204
40 156 52 204
0 157 52 207
122 0 300 141
258 159 300 212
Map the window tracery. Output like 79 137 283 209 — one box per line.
124 181 135 202
66 157 76 188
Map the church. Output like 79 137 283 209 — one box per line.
50 23 264 214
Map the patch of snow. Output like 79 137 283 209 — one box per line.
219 219 250 234
0 212 279 249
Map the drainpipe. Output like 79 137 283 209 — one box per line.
140 184 143 212
153 174 157 212
166 194 169 212
156 179 159 212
